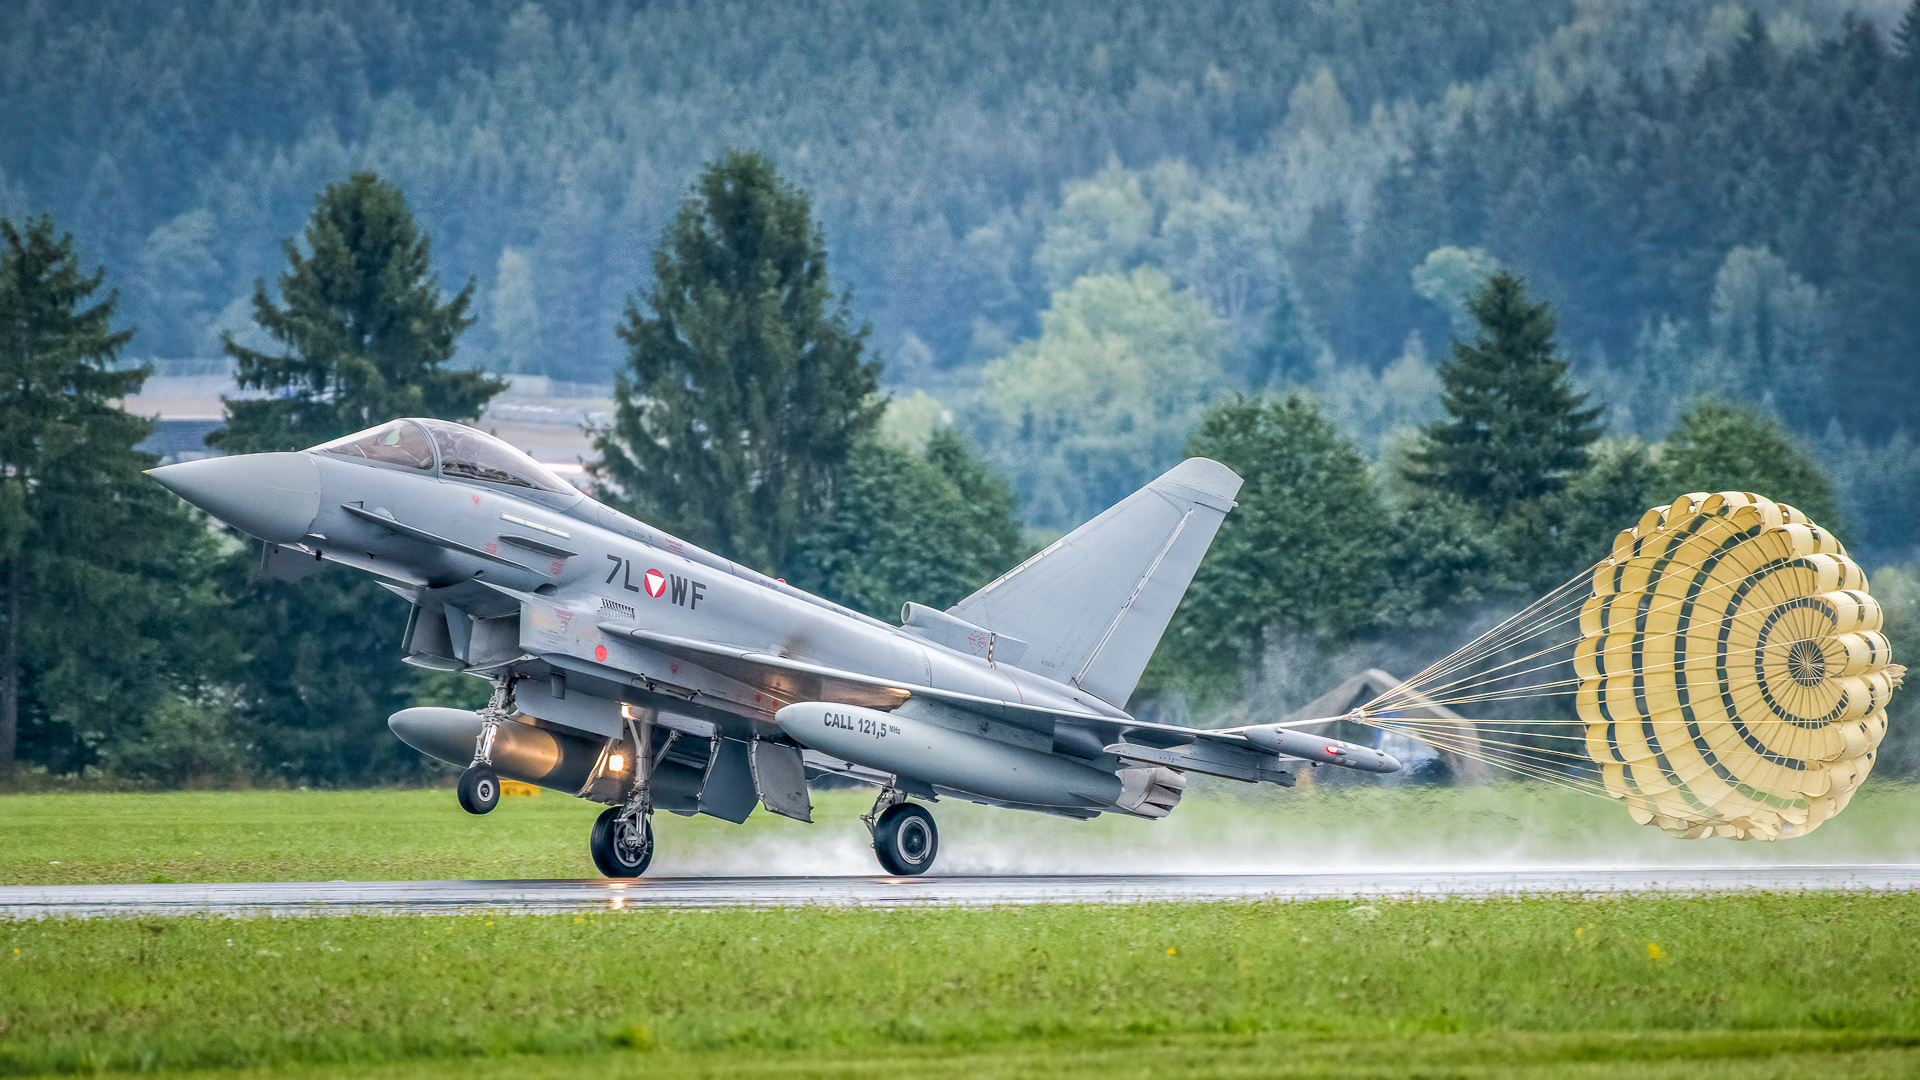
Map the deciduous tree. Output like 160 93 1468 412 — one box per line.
980 267 1225 529
1151 394 1391 697
1659 399 1838 527
793 427 1025 620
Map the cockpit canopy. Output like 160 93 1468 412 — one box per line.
312 419 578 494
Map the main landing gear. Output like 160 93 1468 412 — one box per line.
458 676 515 816
866 788 939 876
590 805 654 877
589 704 657 878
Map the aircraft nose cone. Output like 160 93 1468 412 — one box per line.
148 452 321 544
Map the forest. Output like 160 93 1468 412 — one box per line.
2 0 1918 785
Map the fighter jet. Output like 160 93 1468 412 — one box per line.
150 418 1398 876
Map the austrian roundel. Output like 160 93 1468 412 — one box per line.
642 568 666 598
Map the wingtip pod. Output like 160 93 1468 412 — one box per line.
1577 491 1897 841
1240 724 1401 773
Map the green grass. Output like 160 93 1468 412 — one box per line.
4 779 1920 886
6 786 1920 1076
4 895 1920 1077
52 1034 1920 1079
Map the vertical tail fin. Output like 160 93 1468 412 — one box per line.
948 458 1241 706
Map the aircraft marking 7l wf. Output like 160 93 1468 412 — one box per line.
150 419 1397 875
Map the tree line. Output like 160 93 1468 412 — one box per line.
1 150 1913 787
8 2 1915 442
0 157 1030 785
14 0 1920 568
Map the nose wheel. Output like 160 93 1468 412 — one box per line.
590 806 654 878
458 676 515 815
872 802 938 875
457 765 499 815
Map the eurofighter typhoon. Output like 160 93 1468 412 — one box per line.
150 419 1397 875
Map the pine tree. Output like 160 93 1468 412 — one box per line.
1289 201 1358 361
0 217 229 775
1246 271 1322 389
596 152 882 576
209 176 502 784
1896 0 1920 113
1896 0 1920 71
1405 271 1603 519
211 173 502 454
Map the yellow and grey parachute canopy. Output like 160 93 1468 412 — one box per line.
1575 492 1901 840
1338 491 1902 842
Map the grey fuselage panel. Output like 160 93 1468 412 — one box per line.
298 451 1126 743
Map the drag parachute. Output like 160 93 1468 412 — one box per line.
1576 492 1901 840
1329 491 1903 842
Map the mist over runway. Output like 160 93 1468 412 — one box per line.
5 866 1918 919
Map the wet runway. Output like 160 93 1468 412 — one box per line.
3 865 1916 918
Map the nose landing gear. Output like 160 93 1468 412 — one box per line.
458 676 515 816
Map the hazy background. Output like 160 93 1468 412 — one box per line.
6 0 1918 547
5 0 1919 791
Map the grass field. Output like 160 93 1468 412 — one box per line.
4 894 1920 1077
6 778 1920 886
6 784 1920 1077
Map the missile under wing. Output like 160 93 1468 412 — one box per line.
149 418 1397 876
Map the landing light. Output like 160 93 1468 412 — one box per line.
609 753 626 772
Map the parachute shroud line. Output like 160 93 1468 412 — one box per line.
1340 491 1904 842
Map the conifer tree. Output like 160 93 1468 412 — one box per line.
211 173 502 454
1897 0 1920 67
0 217 226 774
1896 0 1920 110
211 175 502 784
1405 271 1602 519
597 151 882 576
1247 272 1322 389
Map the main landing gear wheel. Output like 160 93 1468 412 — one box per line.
590 806 654 878
873 802 938 876
457 765 499 815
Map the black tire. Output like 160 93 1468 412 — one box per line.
590 806 654 878
873 802 938 876
457 766 499 815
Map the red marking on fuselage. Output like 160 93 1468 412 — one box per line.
594 644 608 662
643 569 666 598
